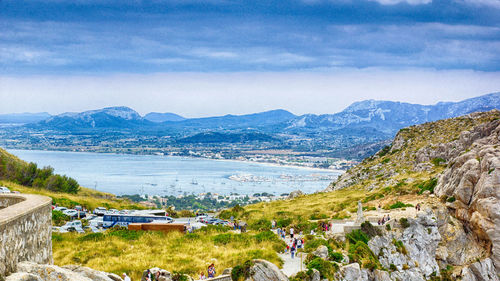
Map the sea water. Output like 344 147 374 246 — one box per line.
8 149 341 196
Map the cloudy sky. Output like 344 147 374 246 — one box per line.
1 0 499 117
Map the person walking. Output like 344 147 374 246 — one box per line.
291 244 296 259
208 264 216 278
200 272 206 280
290 227 294 239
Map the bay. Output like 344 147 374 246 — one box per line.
7 149 341 196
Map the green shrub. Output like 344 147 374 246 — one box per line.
309 213 328 220
78 232 105 242
392 239 407 255
360 221 381 238
386 224 391 231
52 210 70 226
346 229 369 244
399 218 410 228
304 238 329 252
388 201 413 209
416 178 438 194
329 252 343 262
231 260 254 281
277 218 292 228
431 158 446 166
254 230 278 242
389 264 397 271
348 241 380 269
377 146 391 157
446 196 456 203
306 257 336 279
249 218 272 231
107 228 143 241
171 272 188 281
52 233 64 242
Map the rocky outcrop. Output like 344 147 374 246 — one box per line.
287 190 304 199
336 263 369 281
434 118 500 273
6 262 122 281
312 245 329 260
247 259 288 281
368 210 441 278
461 258 500 281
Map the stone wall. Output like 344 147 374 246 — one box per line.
205 275 231 281
0 194 53 278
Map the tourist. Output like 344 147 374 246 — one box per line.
123 273 131 281
271 220 276 229
290 227 294 238
208 264 216 278
291 244 296 259
144 269 152 281
387 214 391 221
286 244 289 253
200 272 206 280
297 237 302 249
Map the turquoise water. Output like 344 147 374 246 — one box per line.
7 149 341 196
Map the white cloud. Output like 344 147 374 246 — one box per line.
459 0 500 8
1 69 499 117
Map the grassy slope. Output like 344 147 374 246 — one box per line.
53 228 284 280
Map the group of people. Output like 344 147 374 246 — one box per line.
285 237 304 259
199 264 216 280
377 214 391 225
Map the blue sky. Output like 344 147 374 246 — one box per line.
1 0 500 116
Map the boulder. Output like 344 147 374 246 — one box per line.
247 259 288 281
141 267 172 281
373 269 390 281
15 262 94 281
222 268 232 275
62 265 123 281
310 269 320 281
287 190 304 199
337 263 369 281
312 245 329 260
5 272 43 281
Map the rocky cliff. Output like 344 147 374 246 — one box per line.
325 110 500 278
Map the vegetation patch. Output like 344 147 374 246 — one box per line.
386 201 413 209
306 257 337 280
231 260 254 281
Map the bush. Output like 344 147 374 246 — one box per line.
447 196 456 203
108 228 143 240
171 272 188 281
306 257 337 279
389 264 397 271
329 252 343 262
386 224 391 231
52 210 70 226
254 230 278 242
360 221 381 238
78 232 105 242
388 201 413 209
309 213 328 220
52 233 64 242
277 218 292 228
399 218 410 228
231 260 254 281
431 158 446 166
249 218 272 231
348 241 380 270
304 238 329 252
346 229 369 244
416 178 438 194
392 239 407 255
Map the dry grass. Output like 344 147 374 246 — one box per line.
0 180 143 210
52 228 284 280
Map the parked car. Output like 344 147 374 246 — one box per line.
54 206 68 212
0 186 11 193
63 209 78 218
60 220 84 233
94 207 107 216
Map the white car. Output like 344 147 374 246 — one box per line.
0 186 11 193
63 209 78 217
60 220 84 233
54 206 68 212
94 207 107 216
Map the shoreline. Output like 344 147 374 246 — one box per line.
7 147 347 174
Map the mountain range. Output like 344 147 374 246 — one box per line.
2 92 500 159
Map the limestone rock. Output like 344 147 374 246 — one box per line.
337 263 369 281
390 268 426 281
312 245 329 260
222 268 232 275
287 190 304 199
63 265 123 281
141 267 172 281
5 272 43 281
310 269 320 281
16 262 93 281
461 258 500 281
247 259 288 281
372 269 390 281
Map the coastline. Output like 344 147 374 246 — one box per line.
6 147 347 174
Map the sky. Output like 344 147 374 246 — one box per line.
1 0 500 117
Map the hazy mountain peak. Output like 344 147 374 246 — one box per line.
144 112 185 122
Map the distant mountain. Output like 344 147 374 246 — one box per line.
285 92 500 137
0 112 51 124
29 106 153 130
168 109 296 130
144 112 186 122
177 132 276 143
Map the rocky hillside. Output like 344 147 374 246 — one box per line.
325 110 500 279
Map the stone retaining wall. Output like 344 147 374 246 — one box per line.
0 194 53 277
204 275 232 281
